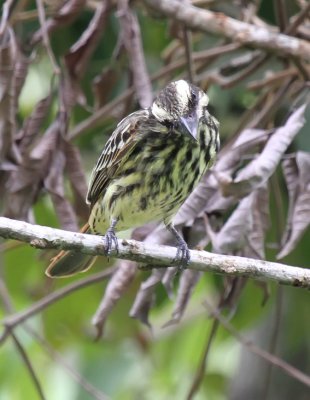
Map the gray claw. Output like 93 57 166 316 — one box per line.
104 229 119 256
172 242 190 271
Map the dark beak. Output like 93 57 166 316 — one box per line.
180 112 199 140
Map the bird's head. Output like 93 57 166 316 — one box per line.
151 80 209 140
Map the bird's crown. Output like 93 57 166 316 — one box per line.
151 80 209 123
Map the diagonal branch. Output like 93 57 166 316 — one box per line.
143 0 310 62
0 217 309 288
204 300 310 388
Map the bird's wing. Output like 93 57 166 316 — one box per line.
86 109 152 208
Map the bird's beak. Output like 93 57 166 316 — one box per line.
180 112 199 140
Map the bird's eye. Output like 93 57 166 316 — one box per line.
191 90 198 103
163 119 173 129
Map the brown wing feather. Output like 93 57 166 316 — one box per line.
86 109 150 208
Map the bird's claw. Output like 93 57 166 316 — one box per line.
172 242 190 271
104 229 119 257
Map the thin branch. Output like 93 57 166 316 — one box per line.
186 319 219 400
204 300 310 388
247 67 299 90
25 328 110 400
247 77 295 129
0 279 46 400
273 0 288 32
262 286 284 400
68 86 135 140
10 332 46 400
0 278 110 400
0 267 115 343
286 3 310 36
0 0 14 35
143 0 310 61
207 52 268 89
35 0 60 75
0 217 309 288
183 26 195 83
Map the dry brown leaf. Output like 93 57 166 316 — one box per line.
218 277 248 313
44 147 78 231
64 141 89 221
221 105 307 198
210 185 269 258
0 28 17 166
232 128 268 150
244 185 269 259
161 267 178 298
209 194 253 254
60 75 87 111
4 169 41 221
282 155 299 221
4 114 64 220
64 1 109 80
12 51 29 113
129 268 164 327
163 269 202 327
118 1 153 108
92 260 137 338
18 94 52 154
128 228 171 326
31 0 87 45
52 0 86 22
278 151 310 259
92 66 121 110
279 155 299 247
61 2 110 111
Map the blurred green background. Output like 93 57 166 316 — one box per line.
0 1 309 399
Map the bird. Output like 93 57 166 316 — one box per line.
46 80 220 277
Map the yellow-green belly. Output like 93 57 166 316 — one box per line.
88 133 215 234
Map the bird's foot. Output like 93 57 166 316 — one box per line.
173 240 190 271
165 222 190 272
104 228 119 256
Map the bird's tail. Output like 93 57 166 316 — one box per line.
45 223 97 278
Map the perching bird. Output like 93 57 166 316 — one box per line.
46 80 220 277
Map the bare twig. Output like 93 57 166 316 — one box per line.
117 0 153 108
262 287 284 400
246 77 295 129
247 68 299 90
0 0 14 35
0 279 46 399
0 267 115 343
286 3 310 36
0 217 309 288
68 86 135 140
25 329 110 400
143 0 310 61
204 300 310 388
35 0 60 75
186 319 220 400
208 52 268 89
0 278 110 399
183 26 195 83
273 0 288 32
9 332 46 400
